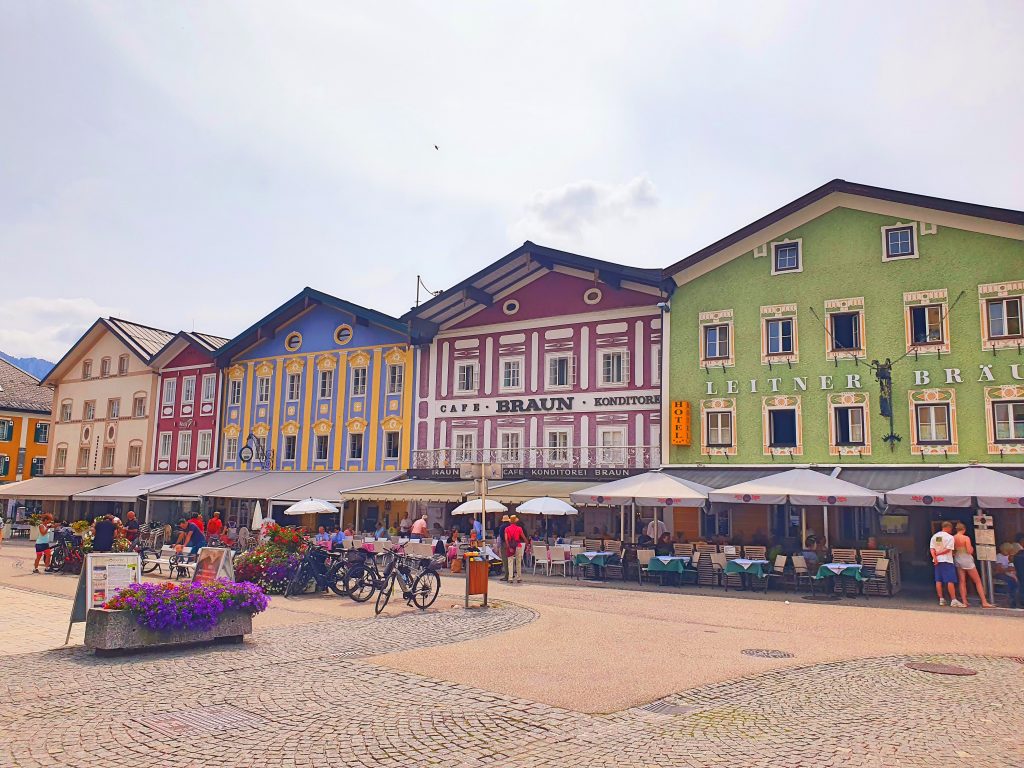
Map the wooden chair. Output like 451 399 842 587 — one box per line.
637 549 655 585
860 557 891 597
830 548 858 564
584 538 603 552
762 555 788 593
743 545 767 560
791 555 815 593
695 543 718 586
603 540 622 555
721 547 744 589
709 552 728 589
681 550 701 586
673 543 694 557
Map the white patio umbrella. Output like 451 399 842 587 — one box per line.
251 500 264 530
571 471 712 542
283 497 339 516
515 497 577 515
450 499 508 515
885 466 1024 509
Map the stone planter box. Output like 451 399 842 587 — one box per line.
84 608 253 656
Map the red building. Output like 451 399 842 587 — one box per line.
149 332 229 473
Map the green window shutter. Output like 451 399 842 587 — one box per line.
34 423 44 443
0 456 9 476
0 421 11 441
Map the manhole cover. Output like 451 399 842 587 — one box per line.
742 648 795 658
905 662 977 676
139 705 266 737
802 594 841 602
640 702 698 716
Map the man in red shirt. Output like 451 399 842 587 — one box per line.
188 512 205 533
504 515 526 583
207 511 224 537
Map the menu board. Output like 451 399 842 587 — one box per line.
192 547 235 585
85 553 141 608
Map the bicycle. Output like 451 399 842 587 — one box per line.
285 546 347 597
374 553 442 615
343 548 396 603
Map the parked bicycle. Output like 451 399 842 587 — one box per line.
285 545 347 597
374 552 442 615
46 529 83 575
342 548 396 603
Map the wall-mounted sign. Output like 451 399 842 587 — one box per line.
409 466 642 482
670 401 691 446
433 391 660 417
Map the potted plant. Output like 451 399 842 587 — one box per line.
84 580 269 655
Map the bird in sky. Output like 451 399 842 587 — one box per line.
434 145 439 150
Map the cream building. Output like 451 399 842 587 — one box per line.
42 318 173 477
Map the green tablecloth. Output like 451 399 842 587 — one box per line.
724 559 769 578
815 564 865 581
574 552 612 567
647 556 690 574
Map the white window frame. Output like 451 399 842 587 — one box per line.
197 431 213 459
384 431 401 461
765 318 794 356
286 373 301 401
703 324 730 360
598 427 627 465
118 355 130 376
915 403 951 445
348 432 364 461
107 398 120 420
453 431 476 464
706 410 733 447
77 447 90 472
158 432 173 460
771 239 803 275
101 446 115 471
986 297 1023 340
127 443 142 470
177 431 193 461
55 446 68 471
497 429 522 463
882 223 917 261
351 367 368 396
599 349 629 387
201 374 217 403
834 406 866 446
224 437 239 464
315 434 329 461
910 304 945 345
60 401 72 422
318 369 334 399
133 396 146 418
181 376 196 405
455 362 479 394
499 357 524 392
283 435 297 461
546 354 575 390
993 401 1024 443
256 376 271 404
387 364 404 395
162 378 177 406
545 428 572 465
228 379 242 406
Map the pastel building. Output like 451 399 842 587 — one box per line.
0 358 52 485
216 288 414 474
404 241 669 512
149 331 229 474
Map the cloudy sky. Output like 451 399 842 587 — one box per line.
2 2 1022 360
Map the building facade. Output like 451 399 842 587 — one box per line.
217 288 414 473
42 318 173 477
663 180 1024 556
0 358 52 484
408 243 670 480
149 332 229 473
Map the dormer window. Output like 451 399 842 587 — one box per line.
883 224 917 260
771 241 802 274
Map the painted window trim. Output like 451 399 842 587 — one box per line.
498 356 525 393
759 305 799 365
286 372 302 402
770 238 803 276
387 363 405 395
454 361 480 395
827 393 872 456
228 379 243 406
545 353 576 390
699 399 737 456
598 348 629 388
978 281 1024 350
881 222 918 262
384 431 401 461
823 297 867 360
197 431 213 459
704 409 734 448
984 385 1024 455
318 369 335 399
903 289 950 356
908 388 958 455
348 432 365 461
350 366 369 397
761 395 803 457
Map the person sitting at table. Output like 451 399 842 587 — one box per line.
637 531 654 547
655 532 673 557
995 542 1020 609
374 523 387 539
865 535 881 551
802 536 821 569
314 525 331 545
330 527 347 549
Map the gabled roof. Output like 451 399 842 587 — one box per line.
402 241 669 336
216 287 408 364
0 358 52 414
148 330 231 370
665 179 1024 278
41 317 175 386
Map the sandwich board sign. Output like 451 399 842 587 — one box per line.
66 552 141 644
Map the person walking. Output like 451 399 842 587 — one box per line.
504 514 526 584
32 514 54 573
496 515 511 581
953 522 993 608
931 521 963 607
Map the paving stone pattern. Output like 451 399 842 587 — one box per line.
0 598 1020 767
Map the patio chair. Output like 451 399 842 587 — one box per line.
547 546 570 578
673 543 694 557
762 554 788 593
603 540 622 555
532 544 549 575
791 555 815 593
709 552 728 589
831 548 858 563
584 538 603 552
742 545 767 560
637 548 655 585
681 550 701 586
860 557 891 598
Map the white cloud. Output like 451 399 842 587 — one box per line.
512 175 659 243
0 298 121 361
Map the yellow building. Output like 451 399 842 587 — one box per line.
0 358 52 485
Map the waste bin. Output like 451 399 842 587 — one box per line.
464 553 489 608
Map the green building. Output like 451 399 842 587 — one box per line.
661 180 1024 565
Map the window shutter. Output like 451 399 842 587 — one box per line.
571 356 578 385
0 456 8 475
623 351 631 384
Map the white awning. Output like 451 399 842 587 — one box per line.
0 475 126 501
885 466 1024 509
269 471 404 503
476 479 597 504
147 470 266 501
571 471 712 507
339 478 476 503
709 468 880 507
73 473 205 502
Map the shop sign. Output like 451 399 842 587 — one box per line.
408 466 641 481
670 401 691 446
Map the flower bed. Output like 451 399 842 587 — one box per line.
103 580 269 632
234 522 307 594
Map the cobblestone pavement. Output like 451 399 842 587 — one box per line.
0 581 1020 768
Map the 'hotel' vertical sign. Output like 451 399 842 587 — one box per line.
670 401 691 446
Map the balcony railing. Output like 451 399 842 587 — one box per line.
412 445 660 471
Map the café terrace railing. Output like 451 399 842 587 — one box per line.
411 445 661 471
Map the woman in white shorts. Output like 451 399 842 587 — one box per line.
953 522 992 608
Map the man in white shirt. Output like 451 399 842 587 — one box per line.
930 521 963 607
646 518 667 540
399 516 412 536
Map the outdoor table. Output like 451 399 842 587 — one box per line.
724 558 770 590
647 555 691 574
815 563 864 597
573 551 613 579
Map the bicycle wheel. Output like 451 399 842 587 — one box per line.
374 574 394 615
345 565 376 603
286 564 309 597
327 561 348 597
140 550 159 574
411 570 441 609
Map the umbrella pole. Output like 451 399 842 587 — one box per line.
822 505 829 549
619 505 624 542
631 501 636 543
801 507 807 549
355 499 360 534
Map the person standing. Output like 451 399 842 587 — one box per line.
953 522 993 608
207 511 224 538
496 515 511 581
931 521 963 607
410 514 428 539
188 511 205 533
32 514 54 572
399 514 412 537
472 516 483 542
504 515 526 584
123 509 140 542
91 514 117 554
646 517 667 540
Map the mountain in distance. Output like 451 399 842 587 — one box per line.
0 351 55 380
